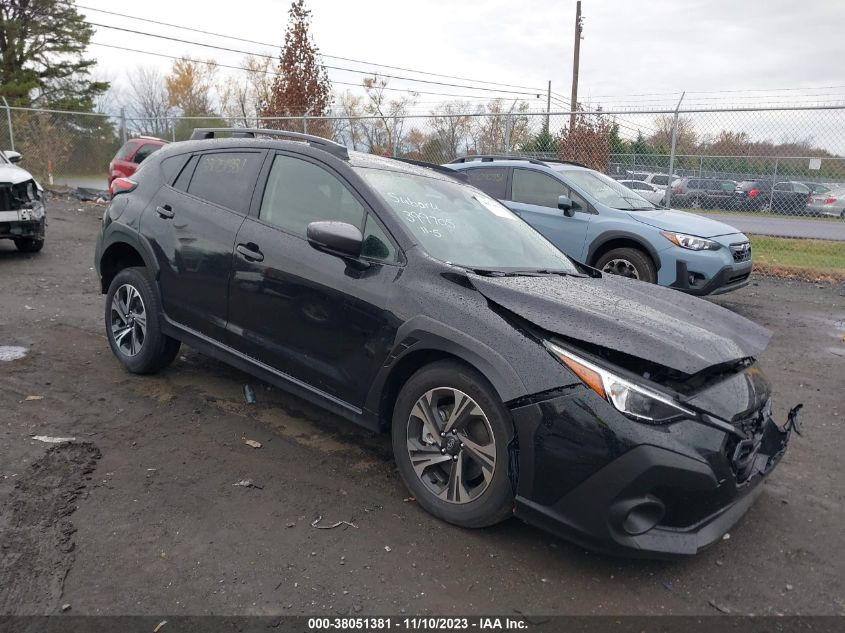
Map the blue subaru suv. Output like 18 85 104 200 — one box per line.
446 156 752 295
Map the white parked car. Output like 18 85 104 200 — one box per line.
618 179 666 206
0 150 45 252
624 171 678 191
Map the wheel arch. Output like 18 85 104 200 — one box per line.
98 229 160 293
366 318 527 432
587 231 661 272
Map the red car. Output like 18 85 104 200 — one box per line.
108 136 168 195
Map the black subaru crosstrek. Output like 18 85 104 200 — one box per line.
95 129 799 557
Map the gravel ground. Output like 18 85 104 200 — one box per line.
1 199 843 616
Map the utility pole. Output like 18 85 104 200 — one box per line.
569 0 583 131
545 80 552 134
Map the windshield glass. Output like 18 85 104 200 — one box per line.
357 167 579 273
557 168 656 210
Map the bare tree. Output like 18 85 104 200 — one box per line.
361 75 417 155
427 101 474 161
126 66 173 137
219 56 273 127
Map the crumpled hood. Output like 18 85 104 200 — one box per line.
469 273 771 375
628 209 742 238
0 164 34 186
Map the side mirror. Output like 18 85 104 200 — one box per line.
5 150 21 164
306 221 363 258
558 195 575 217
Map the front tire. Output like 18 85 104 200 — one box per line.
105 267 180 374
595 247 657 283
392 361 515 529
14 237 44 253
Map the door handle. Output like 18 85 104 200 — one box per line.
236 243 264 262
156 204 174 219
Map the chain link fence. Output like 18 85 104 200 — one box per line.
2 102 843 280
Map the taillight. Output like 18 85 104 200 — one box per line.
748 188 760 198
111 177 137 196
673 187 684 194
824 197 836 204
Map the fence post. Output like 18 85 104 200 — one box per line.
664 92 685 208
768 157 778 211
392 115 398 157
303 116 308 135
504 113 513 156
2 97 14 151
699 155 703 178
171 119 176 142
120 107 127 145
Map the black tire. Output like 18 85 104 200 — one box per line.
105 266 180 374
595 247 657 283
14 237 44 253
391 360 515 529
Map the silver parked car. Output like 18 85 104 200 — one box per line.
618 179 665 205
807 187 845 219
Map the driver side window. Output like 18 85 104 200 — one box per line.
512 169 568 209
260 155 365 236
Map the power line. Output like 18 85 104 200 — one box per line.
75 2 548 94
91 42 532 103
87 21 544 98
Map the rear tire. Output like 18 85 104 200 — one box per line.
392 360 515 529
14 237 44 253
595 247 657 283
105 267 180 374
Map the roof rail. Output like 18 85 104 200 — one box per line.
449 155 593 169
448 155 549 166
392 157 468 182
189 128 349 160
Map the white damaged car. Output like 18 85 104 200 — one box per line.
0 150 45 252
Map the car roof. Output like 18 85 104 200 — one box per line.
151 137 460 182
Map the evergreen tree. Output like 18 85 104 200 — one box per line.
0 0 108 109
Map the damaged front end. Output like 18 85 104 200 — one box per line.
509 336 799 557
0 179 46 242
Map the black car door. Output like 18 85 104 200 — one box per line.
143 149 265 341
226 151 401 409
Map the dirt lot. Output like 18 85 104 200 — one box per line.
1 199 844 616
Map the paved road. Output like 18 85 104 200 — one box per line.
700 212 845 241
1 200 844 616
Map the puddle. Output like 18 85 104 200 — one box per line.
0 346 28 361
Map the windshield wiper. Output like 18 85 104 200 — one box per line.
468 267 579 278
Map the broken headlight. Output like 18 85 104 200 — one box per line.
660 231 720 251
546 342 695 424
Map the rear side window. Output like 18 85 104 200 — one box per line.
161 154 191 185
173 156 197 191
650 175 670 186
187 152 263 213
512 169 567 208
464 168 508 199
259 154 365 236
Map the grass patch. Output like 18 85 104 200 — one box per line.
750 235 845 281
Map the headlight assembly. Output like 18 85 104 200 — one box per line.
660 231 721 251
546 342 695 424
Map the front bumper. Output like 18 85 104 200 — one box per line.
669 260 751 296
510 388 792 558
0 216 45 240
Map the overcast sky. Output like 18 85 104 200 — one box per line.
83 0 845 112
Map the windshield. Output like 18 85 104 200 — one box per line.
558 168 656 211
357 167 580 273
